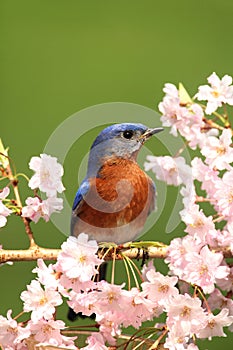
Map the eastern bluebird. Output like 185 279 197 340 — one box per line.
68 122 162 320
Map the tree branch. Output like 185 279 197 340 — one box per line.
0 244 169 264
0 245 61 263
0 242 231 264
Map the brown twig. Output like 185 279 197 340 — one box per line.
6 161 36 247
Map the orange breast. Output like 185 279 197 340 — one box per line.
77 158 154 228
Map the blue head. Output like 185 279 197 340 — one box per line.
87 123 163 177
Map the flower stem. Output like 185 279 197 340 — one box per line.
6 163 36 248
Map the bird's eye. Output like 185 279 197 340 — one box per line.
122 130 134 139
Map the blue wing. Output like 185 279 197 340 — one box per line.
71 179 90 236
72 179 90 211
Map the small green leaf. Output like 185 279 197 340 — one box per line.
178 83 193 105
0 139 9 168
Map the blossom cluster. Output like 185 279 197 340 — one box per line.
0 234 101 349
0 153 65 227
144 72 233 347
1 232 233 349
21 154 65 223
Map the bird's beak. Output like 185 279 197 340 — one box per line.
139 127 163 144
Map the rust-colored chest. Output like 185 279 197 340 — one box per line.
77 158 154 228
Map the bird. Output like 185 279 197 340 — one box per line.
68 122 163 321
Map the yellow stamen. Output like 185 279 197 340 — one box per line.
191 218 204 228
208 319 216 329
211 90 220 98
158 284 169 293
199 265 208 275
42 324 53 333
181 305 191 317
217 146 226 155
79 255 86 263
108 292 116 303
39 296 48 305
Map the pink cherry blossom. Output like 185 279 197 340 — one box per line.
68 288 99 317
200 129 233 170
208 289 233 316
180 183 196 210
32 259 59 289
159 83 205 149
180 204 216 243
216 266 233 292
59 274 95 297
214 224 233 254
206 223 233 251
54 233 102 282
141 269 178 307
28 154 65 196
83 333 108 350
68 281 158 330
28 318 76 348
68 281 125 319
20 280 63 321
141 260 156 281
191 157 219 197
43 196 64 215
177 104 205 150
144 156 191 186
165 293 207 335
195 72 233 114
212 169 233 218
0 310 30 348
205 228 226 248
21 196 63 223
164 329 198 350
166 237 229 294
196 308 233 340
159 83 184 137
120 287 158 328
184 245 229 293
96 311 121 345
165 236 202 278
207 288 222 309
87 280 127 315
0 186 10 200
21 197 42 223
0 187 12 227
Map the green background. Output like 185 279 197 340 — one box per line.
1 0 233 348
